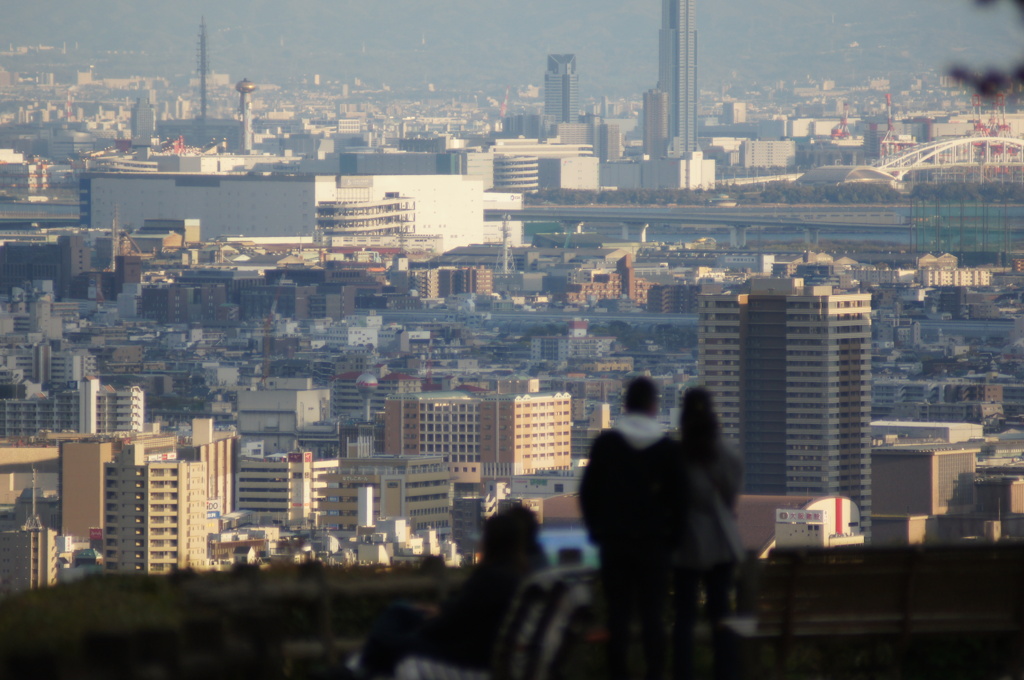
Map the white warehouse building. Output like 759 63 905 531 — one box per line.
80 173 488 251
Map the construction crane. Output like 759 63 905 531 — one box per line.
830 101 851 139
972 94 991 136
117 230 143 258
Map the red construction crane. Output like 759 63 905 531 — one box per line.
831 101 851 139
972 94 991 136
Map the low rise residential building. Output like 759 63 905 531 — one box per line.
920 268 991 287
235 452 340 526
318 455 452 535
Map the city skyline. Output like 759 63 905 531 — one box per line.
0 0 1019 96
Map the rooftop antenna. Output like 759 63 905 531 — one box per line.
499 213 513 275
24 466 41 531
197 18 210 142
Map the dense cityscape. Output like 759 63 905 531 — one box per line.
0 0 1022 677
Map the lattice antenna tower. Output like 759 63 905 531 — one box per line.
110 205 119 272
24 467 41 531
197 18 210 140
499 213 514 275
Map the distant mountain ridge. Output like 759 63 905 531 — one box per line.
1 0 1020 97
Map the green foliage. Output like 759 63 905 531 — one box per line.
0 576 183 658
589 322 695 352
910 182 1024 203
519 323 566 341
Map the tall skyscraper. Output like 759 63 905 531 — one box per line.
658 0 698 154
698 278 872 529
130 92 156 145
544 54 579 125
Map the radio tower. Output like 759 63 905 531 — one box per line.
196 18 210 143
499 213 514 275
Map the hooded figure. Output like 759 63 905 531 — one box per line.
580 377 679 680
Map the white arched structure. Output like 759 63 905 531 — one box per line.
875 136 1024 181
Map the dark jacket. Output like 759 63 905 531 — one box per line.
579 413 679 549
417 563 522 669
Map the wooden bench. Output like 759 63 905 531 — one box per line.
727 544 1024 679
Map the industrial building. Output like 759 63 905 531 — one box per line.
81 173 488 251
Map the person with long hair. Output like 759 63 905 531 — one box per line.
673 388 743 680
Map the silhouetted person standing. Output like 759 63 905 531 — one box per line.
673 388 743 680
581 377 677 680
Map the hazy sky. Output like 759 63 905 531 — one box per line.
2 0 1021 96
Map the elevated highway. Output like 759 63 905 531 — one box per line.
380 308 1015 340
486 205 908 247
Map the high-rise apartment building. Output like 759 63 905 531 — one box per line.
544 54 579 125
594 123 622 163
658 0 698 154
0 524 57 591
643 89 669 158
102 445 208 573
479 393 572 479
698 279 872 526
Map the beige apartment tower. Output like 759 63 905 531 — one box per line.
698 279 872 525
103 446 208 573
479 393 572 479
